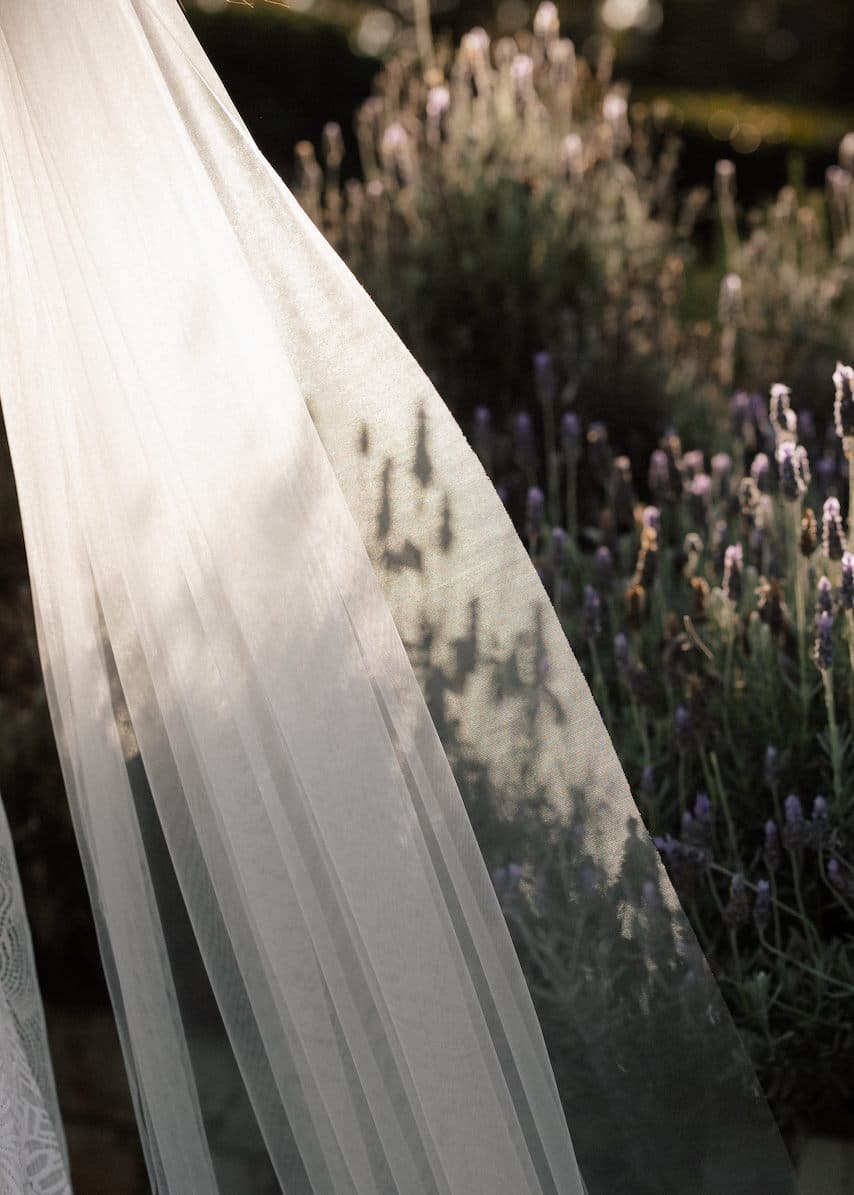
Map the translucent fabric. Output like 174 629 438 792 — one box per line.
0 1 795 1192
0 797 70 1194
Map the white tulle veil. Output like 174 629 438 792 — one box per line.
0 1 796 1191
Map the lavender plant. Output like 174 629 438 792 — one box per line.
294 8 702 447
294 8 854 1143
473 365 854 1141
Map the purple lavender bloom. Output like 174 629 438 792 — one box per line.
648 449 670 501
674 705 691 743
764 745 779 787
473 405 491 431
593 545 614 590
640 764 655 795
643 505 661 532
750 452 771 492
722 543 744 604
764 820 781 871
551 525 567 565
785 793 803 823
814 609 834 671
753 879 771 933
694 792 712 823
681 449 705 482
843 553 854 610
495 863 523 909
749 390 771 439
823 497 846 561
729 390 751 438
514 411 533 444
583 584 601 638
688 473 712 524
783 794 808 847
811 795 829 846
561 411 581 456
533 351 556 403
827 858 854 897
817 575 833 616
527 486 545 531
711 452 733 497
776 441 811 501
614 632 630 675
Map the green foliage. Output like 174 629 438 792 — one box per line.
472 371 854 1139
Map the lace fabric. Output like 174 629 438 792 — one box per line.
0 802 69 1195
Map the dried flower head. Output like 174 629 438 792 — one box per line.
632 525 659 589
800 507 818 557
611 456 635 532
756 578 790 639
738 476 760 516
625 583 647 630
533 0 560 39
690 575 710 621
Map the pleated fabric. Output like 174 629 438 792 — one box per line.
0 2 795 1192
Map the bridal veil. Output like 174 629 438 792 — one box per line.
0 1 796 1191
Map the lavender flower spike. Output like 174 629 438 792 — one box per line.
822 496 846 561
842 553 854 610
817 575 833 616
769 383 792 431
833 361 854 439
753 879 771 933
583 584 602 639
814 609 834 672
776 441 811 502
